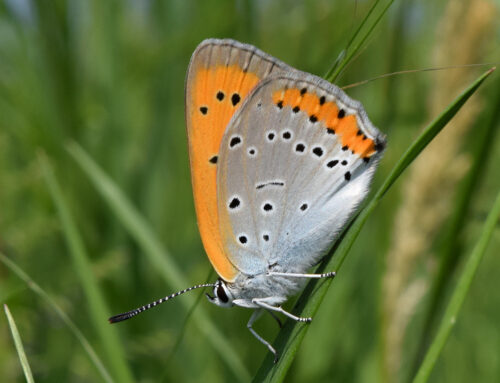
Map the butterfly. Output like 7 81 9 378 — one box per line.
109 38 386 362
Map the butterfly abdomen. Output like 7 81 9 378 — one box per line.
229 268 307 303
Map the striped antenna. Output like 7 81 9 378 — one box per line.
108 283 216 323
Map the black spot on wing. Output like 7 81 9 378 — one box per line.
256 181 285 190
295 143 305 153
312 147 324 157
229 136 242 148
231 93 241 106
229 197 240 209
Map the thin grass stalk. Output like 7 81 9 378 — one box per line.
0 252 115 383
4 304 35 383
326 0 396 83
411 75 500 378
39 153 134 383
412 189 500 383
404 1 499 376
324 0 382 81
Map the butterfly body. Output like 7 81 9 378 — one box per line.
207 265 307 308
110 38 386 362
186 39 386 358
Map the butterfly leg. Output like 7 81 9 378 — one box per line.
266 309 283 328
267 271 336 279
247 309 279 363
253 298 312 323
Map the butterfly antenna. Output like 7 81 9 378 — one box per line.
108 283 216 323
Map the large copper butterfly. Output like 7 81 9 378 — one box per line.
110 39 386 361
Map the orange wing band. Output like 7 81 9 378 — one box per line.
188 65 260 281
272 89 377 158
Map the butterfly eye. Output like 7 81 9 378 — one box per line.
217 284 229 303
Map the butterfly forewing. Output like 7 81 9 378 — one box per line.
217 72 386 276
185 39 292 281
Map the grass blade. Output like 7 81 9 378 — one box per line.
66 142 250 382
4 304 35 383
324 0 381 81
0 252 114 383
252 68 495 383
412 189 500 383
410 75 500 377
39 153 134 383
326 0 396 83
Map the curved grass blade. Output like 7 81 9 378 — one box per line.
0 252 114 383
410 75 500 378
252 67 495 383
4 304 35 383
326 0 396 83
39 153 134 383
324 0 382 81
66 142 250 382
412 189 500 383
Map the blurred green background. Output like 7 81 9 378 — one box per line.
1 0 499 382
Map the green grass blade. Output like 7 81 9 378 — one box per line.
66 141 187 290
4 304 35 383
324 0 382 81
410 75 500 378
326 0 396 83
0 252 114 383
252 68 495 383
412 189 500 383
66 142 250 382
39 153 134 383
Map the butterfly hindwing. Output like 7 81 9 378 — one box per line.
185 39 292 281
217 71 386 276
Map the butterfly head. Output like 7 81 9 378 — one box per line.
206 278 234 308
